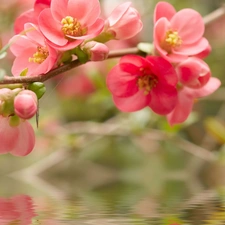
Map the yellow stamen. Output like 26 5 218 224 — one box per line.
61 16 87 39
137 70 158 95
29 46 49 64
165 30 182 48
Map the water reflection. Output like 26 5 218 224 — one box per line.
0 195 35 225
1 172 225 224
1 136 225 224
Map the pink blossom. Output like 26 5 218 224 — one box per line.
153 1 209 62
14 0 51 34
107 55 178 115
14 90 38 119
82 41 109 61
0 116 35 156
38 0 104 50
104 2 143 40
167 77 221 125
176 57 210 88
10 23 58 77
57 72 95 98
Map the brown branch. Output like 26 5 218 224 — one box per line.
0 47 142 85
0 5 224 85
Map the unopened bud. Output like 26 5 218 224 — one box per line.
14 90 38 119
82 41 109 61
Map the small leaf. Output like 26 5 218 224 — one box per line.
0 52 7 60
20 68 28 76
28 82 46 99
137 42 154 55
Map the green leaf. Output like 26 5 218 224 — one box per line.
137 42 154 55
28 82 46 99
20 68 28 76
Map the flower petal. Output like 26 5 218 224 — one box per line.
112 90 150 112
167 88 194 125
51 0 68 21
68 0 101 25
39 8 67 46
10 120 35 156
149 84 178 115
154 1 176 23
171 9 205 44
107 64 138 97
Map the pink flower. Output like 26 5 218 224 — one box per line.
14 0 51 34
57 72 95 98
0 116 35 156
153 1 209 62
107 55 178 115
104 2 143 40
14 90 38 119
10 23 58 77
82 41 109 61
38 0 104 50
176 57 210 88
167 77 221 125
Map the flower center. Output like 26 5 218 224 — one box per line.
161 30 182 53
29 46 49 64
137 73 158 95
61 16 87 39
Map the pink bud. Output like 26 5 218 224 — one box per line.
83 41 109 61
14 90 38 119
105 2 143 40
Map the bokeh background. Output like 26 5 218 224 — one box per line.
0 0 225 224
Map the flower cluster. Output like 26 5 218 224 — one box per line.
107 1 221 125
0 0 142 156
0 0 222 156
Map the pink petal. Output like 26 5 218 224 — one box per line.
0 117 17 154
113 90 150 112
174 38 209 56
68 0 101 25
10 120 35 156
120 55 149 68
149 84 178 115
107 64 138 97
167 88 194 125
111 16 143 40
192 77 221 98
24 23 46 46
14 9 35 34
177 57 210 88
51 0 68 21
171 9 205 44
10 36 36 57
154 1 176 23
107 2 131 26
11 48 39 76
39 8 67 46
153 17 171 56
146 56 178 86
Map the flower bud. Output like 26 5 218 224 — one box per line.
82 41 109 61
14 90 38 119
104 2 143 40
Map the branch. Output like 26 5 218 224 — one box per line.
0 47 141 85
0 5 224 85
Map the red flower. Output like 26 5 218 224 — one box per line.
107 55 178 115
